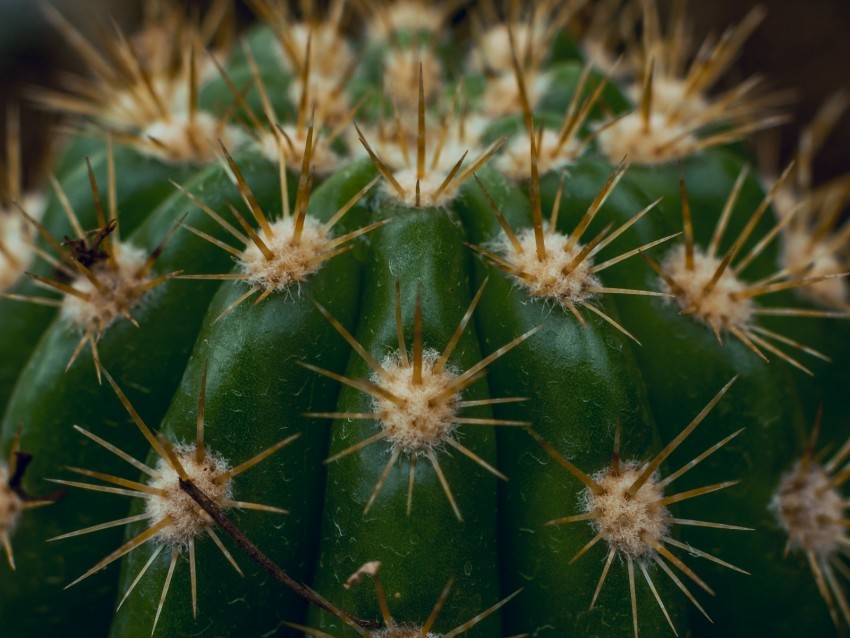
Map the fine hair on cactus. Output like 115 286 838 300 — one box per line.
1 1 849 637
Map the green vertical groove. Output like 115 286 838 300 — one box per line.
457 169 681 637
308 206 503 636
108 157 376 638
0 151 278 635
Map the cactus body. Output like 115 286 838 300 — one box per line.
1 2 849 637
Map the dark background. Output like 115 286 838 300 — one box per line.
0 0 847 192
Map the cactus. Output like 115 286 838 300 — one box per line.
0 1 848 637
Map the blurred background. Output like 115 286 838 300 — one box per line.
0 0 848 192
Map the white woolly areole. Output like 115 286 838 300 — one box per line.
99 47 219 129
368 1 443 41
596 111 699 165
496 128 581 180
584 462 671 560
627 76 710 125
383 47 442 109
582 41 631 82
142 111 241 163
0 193 45 291
60 243 150 333
145 444 232 548
772 461 845 558
480 72 551 119
258 127 339 176
771 186 797 222
0 464 23 536
386 167 456 208
661 244 754 333
240 215 330 293
280 23 353 127
470 23 542 74
284 23 353 79
349 117 485 177
287 76 351 127
101 76 176 129
370 349 460 456
347 125 409 170
434 138 484 175
494 227 602 307
781 228 848 309
457 114 491 148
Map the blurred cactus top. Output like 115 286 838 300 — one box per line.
0 0 848 192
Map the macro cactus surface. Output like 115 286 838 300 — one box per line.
0 1 849 637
